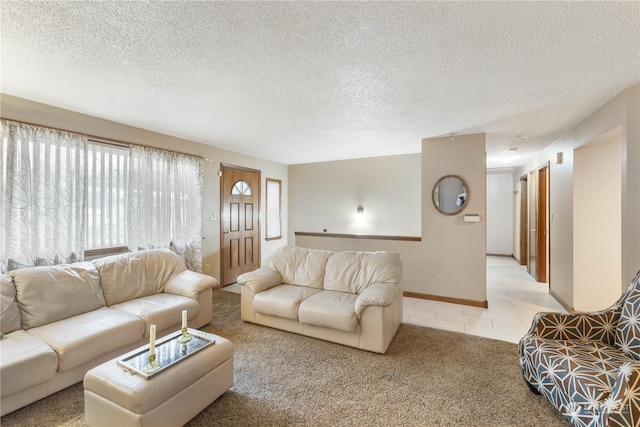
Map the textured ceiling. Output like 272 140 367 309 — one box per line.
1 2 639 168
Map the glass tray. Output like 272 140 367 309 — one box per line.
117 328 216 379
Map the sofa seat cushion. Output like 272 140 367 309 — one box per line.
528 337 634 410
0 330 58 397
298 290 359 332
253 285 320 320
112 293 200 336
27 307 145 372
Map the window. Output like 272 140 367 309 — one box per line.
86 141 129 251
265 178 282 240
231 180 252 196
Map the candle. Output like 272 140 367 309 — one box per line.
149 324 156 356
182 310 187 329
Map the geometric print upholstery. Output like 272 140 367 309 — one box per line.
615 272 640 360
519 270 640 427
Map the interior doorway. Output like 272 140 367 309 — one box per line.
527 163 549 283
219 163 261 286
518 175 528 265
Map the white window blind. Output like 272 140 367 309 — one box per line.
86 142 129 250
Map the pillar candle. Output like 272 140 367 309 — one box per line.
182 310 187 329
149 324 156 356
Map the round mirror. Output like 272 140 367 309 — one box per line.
432 175 468 215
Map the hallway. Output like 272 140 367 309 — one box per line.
403 256 567 343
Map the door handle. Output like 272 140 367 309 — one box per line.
223 230 230 234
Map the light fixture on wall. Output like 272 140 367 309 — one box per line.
356 206 364 215
556 152 563 164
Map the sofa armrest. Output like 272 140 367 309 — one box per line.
525 309 621 345
603 361 640 424
237 268 282 294
354 283 402 319
164 270 218 299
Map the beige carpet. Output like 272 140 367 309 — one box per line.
1 290 568 426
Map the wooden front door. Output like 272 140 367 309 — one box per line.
220 164 261 286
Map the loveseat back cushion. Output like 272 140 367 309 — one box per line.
1 274 22 334
615 271 640 359
264 246 332 289
12 262 105 330
94 248 186 306
324 251 402 294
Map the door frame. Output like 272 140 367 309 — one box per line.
527 162 550 284
519 174 528 265
219 163 261 286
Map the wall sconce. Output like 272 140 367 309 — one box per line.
356 206 364 215
556 152 563 164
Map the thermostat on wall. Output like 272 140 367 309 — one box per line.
463 214 480 223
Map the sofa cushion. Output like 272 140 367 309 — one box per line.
264 247 332 289
1 274 22 334
528 337 633 410
12 262 105 330
111 293 199 336
299 290 359 332
0 330 58 397
615 272 640 360
94 249 185 306
253 285 320 320
324 251 402 294
26 307 145 372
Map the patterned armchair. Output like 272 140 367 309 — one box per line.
519 271 640 427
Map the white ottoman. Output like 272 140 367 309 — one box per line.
83 331 234 427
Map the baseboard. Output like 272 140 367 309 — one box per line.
403 291 488 308
486 253 513 258
549 288 574 313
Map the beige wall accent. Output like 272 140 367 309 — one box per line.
514 83 639 311
288 154 421 242
1 94 289 280
573 131 622 310
421 133 487 302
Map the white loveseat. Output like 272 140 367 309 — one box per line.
0 248 218 416
238 246 403 354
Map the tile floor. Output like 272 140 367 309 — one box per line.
403 256 566 343
223 255 566 344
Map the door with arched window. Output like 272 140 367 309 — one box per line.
220 163 261 286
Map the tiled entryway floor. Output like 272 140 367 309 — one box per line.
403 256 566 343
223 256 566 344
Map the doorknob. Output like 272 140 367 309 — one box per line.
223 230 230 234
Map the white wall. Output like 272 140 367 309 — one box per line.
1 94 289 280
514 83 639 311
573 131 622 310
288 154 421 240
486 172 514 256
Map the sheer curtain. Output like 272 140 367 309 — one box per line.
128 146 203 271
1 120 87 272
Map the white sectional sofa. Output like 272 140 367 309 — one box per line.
0 249 218 416
238 246 403 354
